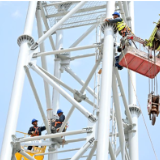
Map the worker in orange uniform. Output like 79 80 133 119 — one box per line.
27 119 46 150
50 109 65 133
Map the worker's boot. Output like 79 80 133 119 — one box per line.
115 56 123 70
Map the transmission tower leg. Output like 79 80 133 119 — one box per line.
0 2 37 160
128 1 136 106
127 2 141 160
128 106 141 160
49 30 63 160
96 1 115 160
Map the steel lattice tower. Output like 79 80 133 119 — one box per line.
0 1 141 160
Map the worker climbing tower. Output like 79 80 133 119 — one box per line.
0 1 149 160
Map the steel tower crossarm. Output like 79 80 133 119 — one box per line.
0 2 37 160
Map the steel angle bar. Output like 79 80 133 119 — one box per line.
65 138 86 144
70 137 95 160
123 1 129 16
70 24 97 48
59 155 96 160
38 66 74 93
80 56 102 94
58 60 99 131
21 140 52 147
40 3 56 50
114 68 133 125
84 98 97 108
118 2 127 24
112 70 125 160
109 146 121 160
33 44 100 58
70 53 95 61
19 150 35 160
19 129 91 142
123 1 130 25
29 63 97 122
24 66 50 133
86 141 97 160
33 1 86 47
36 4 52 118
65 67 97 99
46 4 106 18
109 141 116 160
55 22 97 31
116 146 121 157
34 148 81 156
125 145 130 160
43 1 80 7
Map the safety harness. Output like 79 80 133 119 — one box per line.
31 126 39 137
115 19 132 37
54 121 62 127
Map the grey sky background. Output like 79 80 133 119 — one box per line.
1 1 160 160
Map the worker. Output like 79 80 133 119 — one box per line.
104 11 132 37
50 109 65 133
27 119 46 150
104 11 133 70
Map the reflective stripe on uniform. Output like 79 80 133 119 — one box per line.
116 20 126 31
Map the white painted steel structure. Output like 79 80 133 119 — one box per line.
0 1 141 160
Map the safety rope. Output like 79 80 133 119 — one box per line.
16 131 28 135
147 49 151 94
121 42 158 160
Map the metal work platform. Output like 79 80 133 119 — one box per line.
43 1 107 29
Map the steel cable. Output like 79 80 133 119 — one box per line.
121 42 158 160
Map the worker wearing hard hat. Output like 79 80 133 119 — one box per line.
50 109 65 133
105 11 132 37
27 119 46 150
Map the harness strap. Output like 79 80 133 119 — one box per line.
54 121 62 127
31 126 39 137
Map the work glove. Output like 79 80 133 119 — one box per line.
31 131 35 135
104 18 112 22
